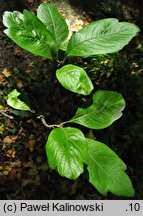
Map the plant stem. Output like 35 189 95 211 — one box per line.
0 109 14 119
60 55 68 66
37 115 68 129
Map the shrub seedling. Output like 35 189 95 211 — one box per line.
3 3 140 197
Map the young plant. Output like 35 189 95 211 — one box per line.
3 3 140 197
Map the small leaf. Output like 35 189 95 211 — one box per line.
85 138 135 197
66 18 140 57
69 90 125 129
56 64 93 95
46 127 86 179
37 3 69 51
3 10 54 59
7 89 31 111
0 124 5 134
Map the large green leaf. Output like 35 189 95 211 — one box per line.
85 138 135 197
46 127 86 179
37 3 69 51
7 89 31 111
69 90 125 129
3 10 54 59
46 126 134 197
56 64 93 95
66 18 140 57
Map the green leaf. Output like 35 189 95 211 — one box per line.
60 40 68 51
46 126 134 197
56 64 93 95
69 90 125 129
7 89 31 111
85 138 135 197
66 18 140 57
37 3 69 51
3 10 54 59
46 127 86 179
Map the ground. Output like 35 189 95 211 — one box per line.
0 0 143 199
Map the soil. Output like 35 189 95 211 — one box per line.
0 0 143 199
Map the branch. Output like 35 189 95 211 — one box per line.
0 109 14 119
37 115 68 129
